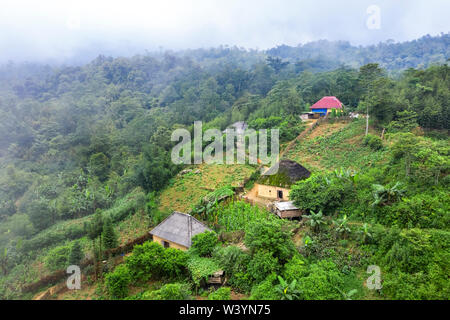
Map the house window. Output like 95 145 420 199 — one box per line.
162 240 170 248
277 190 283 199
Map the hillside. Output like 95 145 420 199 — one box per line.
29 114 449 301
284 118 388 172
0 36 448 300
159 164 255 213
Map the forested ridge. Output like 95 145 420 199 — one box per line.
0 34 448 300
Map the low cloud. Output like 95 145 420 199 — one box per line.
0 0 448 63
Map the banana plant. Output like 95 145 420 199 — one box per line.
358 223 373 244
276 276 302 300
371 182 405 206
333 214 351 239
304 209 327 233
337 288 358 300
334 167 359 186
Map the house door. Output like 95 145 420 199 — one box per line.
277 190 283 199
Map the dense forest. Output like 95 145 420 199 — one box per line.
0 34 448 300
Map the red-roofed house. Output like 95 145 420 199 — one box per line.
309 96 343 117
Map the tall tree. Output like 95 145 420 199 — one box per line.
358 63 386 135
102 217 118 251
68 240 84 265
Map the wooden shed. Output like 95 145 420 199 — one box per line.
207 270 225 285
149 211 211 251
272 201 303 219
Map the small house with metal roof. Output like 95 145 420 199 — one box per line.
149 211 211 251
271 201 303 219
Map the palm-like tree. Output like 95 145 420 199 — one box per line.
358 223 373 244
337 288 358 300
304 210 327 233
333 214 351 239
276 276 302 300
334 167 359 185
371 182 405 206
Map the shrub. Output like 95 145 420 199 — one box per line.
190 231 218 257
26 199 56 231
126 241 188 282
247 250 280 283
244 219 295 263
107 188 146 223
383 250 450 300
105 264 131 299
387 192 449 228
283 254 308 282
212 245 252 292
382 228 433 274
229 271 254 293
297 260 345 300
44 245 70 271
162 248 190 278
143 283 192 300
290 173 351 214
21 222 85 254
363 134 383 151
249 273 280 300
208 287 231 300
212 246 250 276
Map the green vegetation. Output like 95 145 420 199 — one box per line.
0 35 448 300
209 200 278 232
105 264 131 299
208 286 231 300
141 283 192 300
190 231 219 257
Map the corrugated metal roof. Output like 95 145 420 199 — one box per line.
274 201 299 211
310 96 343 109
149 211 212 248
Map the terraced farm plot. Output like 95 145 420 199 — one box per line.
159 164 256 213
283 119 388 173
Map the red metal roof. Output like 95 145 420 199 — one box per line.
310 96 343 109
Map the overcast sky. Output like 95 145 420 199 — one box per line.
0 0 449 63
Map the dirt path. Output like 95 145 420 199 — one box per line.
241 184 272 208
280 118 319 159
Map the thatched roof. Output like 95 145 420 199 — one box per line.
259 159 311 187
149 212 211 248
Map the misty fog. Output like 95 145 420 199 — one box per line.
0 0 449 64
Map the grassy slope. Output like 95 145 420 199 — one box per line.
283 118 388 173
159 163 256 213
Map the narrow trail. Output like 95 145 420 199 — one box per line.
280 116 326 159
